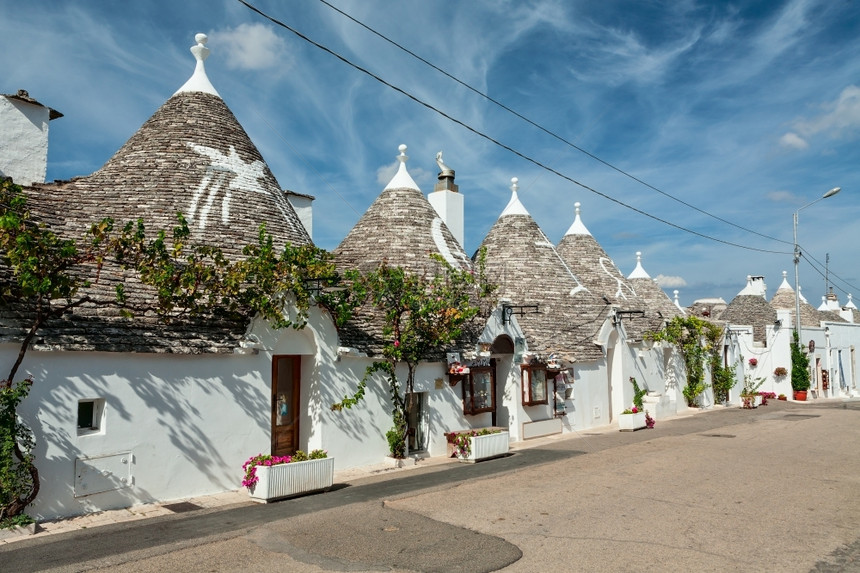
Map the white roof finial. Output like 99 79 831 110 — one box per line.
674 290 683 310
174 33 220 97
847 293 857 309
564 200 591 236
383 144 420 191
628 251 650 279
499 176 529 217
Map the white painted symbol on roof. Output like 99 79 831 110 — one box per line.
186 143 269 229
431 217 469 269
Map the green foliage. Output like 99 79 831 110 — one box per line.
113 214 357 329
790 331 811 391
711 360 738 404
629 376 646 410
0 512 34 530
331 250 496 454
648 315 725 407
0 378 36 522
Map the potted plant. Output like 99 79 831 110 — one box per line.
242 449 333 503
740 375 765 409
619 377 648 431
445 428 509 462
790 331 811 401
773 366 788 378
748 357 758 368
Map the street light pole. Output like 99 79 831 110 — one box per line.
793 187 841 346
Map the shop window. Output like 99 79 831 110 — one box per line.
77 398 105 436
522 366 549 406
461 366 495 415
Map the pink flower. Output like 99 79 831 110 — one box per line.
631 406 638 413
394 340 400 347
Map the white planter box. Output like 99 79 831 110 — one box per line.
619 412 646 431
458 431 510 462
248 457 334 503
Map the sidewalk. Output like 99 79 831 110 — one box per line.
0 398 829 545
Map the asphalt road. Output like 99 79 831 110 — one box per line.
3 399 859 572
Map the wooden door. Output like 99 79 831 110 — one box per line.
272 355 301 456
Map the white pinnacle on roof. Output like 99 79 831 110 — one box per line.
383 144 420 191
674 290 683 310
627 251 650 279
798 285 808 304
500 177 529 217
847 294 857 310
563 202 591 236
737 275 767 298
777 270 793 292
175 34 220 97
818 296 828 311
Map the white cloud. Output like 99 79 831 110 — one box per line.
654 275 687 288
794 85 860 139
211 23 290 71
767 190 797 202
779 132 808 150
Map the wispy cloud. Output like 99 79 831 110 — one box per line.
211 23 291 71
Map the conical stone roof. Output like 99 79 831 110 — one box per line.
721 293 777 344
3 34 308 353
334 145 470 275
477 180 605 362
333 145 475 356
770 273 827 329
36 36 309 253
557 203 661 339
626 252 684 321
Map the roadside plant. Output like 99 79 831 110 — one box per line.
645 411 655 429
790 331 811 392
648 316 726 407
332 250 496 458
773 367 788 377
444 428 502 458
241 449 328 488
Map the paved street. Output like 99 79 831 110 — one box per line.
2 399 859 572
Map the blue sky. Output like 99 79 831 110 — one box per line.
2 0 859 306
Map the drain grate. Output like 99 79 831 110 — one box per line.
162 501 203 513
701 433 735 438
783 414 820 421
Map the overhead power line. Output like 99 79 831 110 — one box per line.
315 0 792 248
235 0 790 256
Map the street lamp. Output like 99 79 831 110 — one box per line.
793 186 841 346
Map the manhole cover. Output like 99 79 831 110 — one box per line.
162 502 203 513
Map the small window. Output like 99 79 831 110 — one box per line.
462 366 495 415
77 399 105 435
522 366 548 406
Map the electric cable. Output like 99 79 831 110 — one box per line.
314 0 792 247
235 0 790 256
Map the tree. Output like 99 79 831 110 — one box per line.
332 251 496 457
648 315 727 407
0 179 356 524
790 330 811 392
0 179 115 524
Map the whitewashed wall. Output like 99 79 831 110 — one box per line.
0 96 50 186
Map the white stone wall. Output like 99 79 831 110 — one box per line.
0 97 50 185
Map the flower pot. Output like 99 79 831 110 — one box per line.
619 411 646 431
248 457 334 503
793 390 807 402
457 431 509 462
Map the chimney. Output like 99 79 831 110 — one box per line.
0 90 63 185
427 151 464 248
